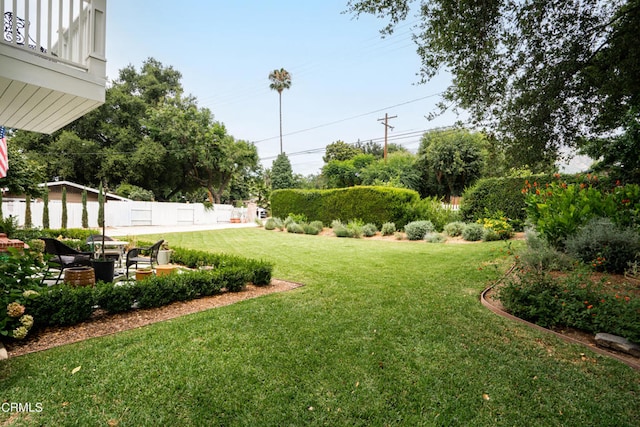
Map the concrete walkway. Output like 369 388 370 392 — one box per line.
106 222 259 237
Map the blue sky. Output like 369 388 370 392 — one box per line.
106 1 462 175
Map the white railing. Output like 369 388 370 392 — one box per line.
1 0 105 72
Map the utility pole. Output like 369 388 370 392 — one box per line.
377 113 397 163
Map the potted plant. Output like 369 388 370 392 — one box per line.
91 183 115 283
157 241 172 265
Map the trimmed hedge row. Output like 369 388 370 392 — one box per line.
26 248 273 329
460 174 618 227
271 186 420 228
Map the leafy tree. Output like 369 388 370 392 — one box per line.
360 151 421 191
353 140 407 159
416 129 486 199
323 140 362 163
0 139 45 198
271 153 295 190
268 68 292 154
346 0 640 171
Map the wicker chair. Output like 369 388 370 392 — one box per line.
40 238 93 285
125 239 164 277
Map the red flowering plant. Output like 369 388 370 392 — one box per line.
0 248 44 340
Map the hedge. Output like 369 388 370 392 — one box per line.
271 186 420 228
24 247 274 330
460 174 616 228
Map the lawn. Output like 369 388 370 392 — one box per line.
1 228 638 426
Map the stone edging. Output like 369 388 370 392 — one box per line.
480 268 640 371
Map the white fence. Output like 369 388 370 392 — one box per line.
1 199 250 229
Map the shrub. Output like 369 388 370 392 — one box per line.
302 223 321 235
220 266 251 292
499 267 640 343
286 222 304 234
264 218 278 230
462 223 484 241
332 221 353 238
96 282 137 313
519 229 575 271
362 223 378 237
0 248 44 340
425 232 446 243
443 221 465 237
347 220 364 238
309 220 324 231
404 220 435 240
381 222 396 236
271 186 420 229
564 217 640 274
478 216 514 241
394 232 404 240
27 284 95 328
404 197 460 231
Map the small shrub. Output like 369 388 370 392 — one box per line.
27 284 95 328
333 224 353 238
519 229 575 271
347 220 364 238
362 223 378 237
381 222 396 236
264 218 278 230
221 266 251 292
462 223 484 241
404 220 435 240
425 232 446 243
394 232 404 240
478 217 514 241
565 217 640 274
443 221 466 237
95 282 137 313
286 222 304 234
303 223 321 235
309 220 324 231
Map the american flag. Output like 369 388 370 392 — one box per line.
0 126 7 179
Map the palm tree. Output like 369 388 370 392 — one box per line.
268 68 292 154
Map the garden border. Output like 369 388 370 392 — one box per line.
480 266 640 371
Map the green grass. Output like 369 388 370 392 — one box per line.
1 228 639 426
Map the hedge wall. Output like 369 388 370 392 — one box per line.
271 186 420 228
459 174 607 227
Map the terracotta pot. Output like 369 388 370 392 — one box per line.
155 265 176 277
136 269 154 281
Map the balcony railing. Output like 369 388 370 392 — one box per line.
1 0 105 74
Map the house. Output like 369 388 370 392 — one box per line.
2 180 129 203
0 0 107 134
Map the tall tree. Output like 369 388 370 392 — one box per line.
346 0 640 171
416 129 486 199
323 140 362 163
268 68 292 154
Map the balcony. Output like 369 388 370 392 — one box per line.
0 0 106 134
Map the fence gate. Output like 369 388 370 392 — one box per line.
177 208 195 225
131 207 152 225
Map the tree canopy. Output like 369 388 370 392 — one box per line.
7 58 258 203
346 0 640 172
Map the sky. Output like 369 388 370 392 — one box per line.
105 0 590 176
105 0 466 176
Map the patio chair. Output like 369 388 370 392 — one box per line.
40 237 94 285
125 239 164 277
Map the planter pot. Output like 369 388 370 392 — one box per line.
92 259 115 283
157 249 172 265
136 269 154 281
155 265 176 277
64 267 95 287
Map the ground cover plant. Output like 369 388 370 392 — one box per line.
1 228 639 425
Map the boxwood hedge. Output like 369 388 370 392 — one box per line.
271 186 419 228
